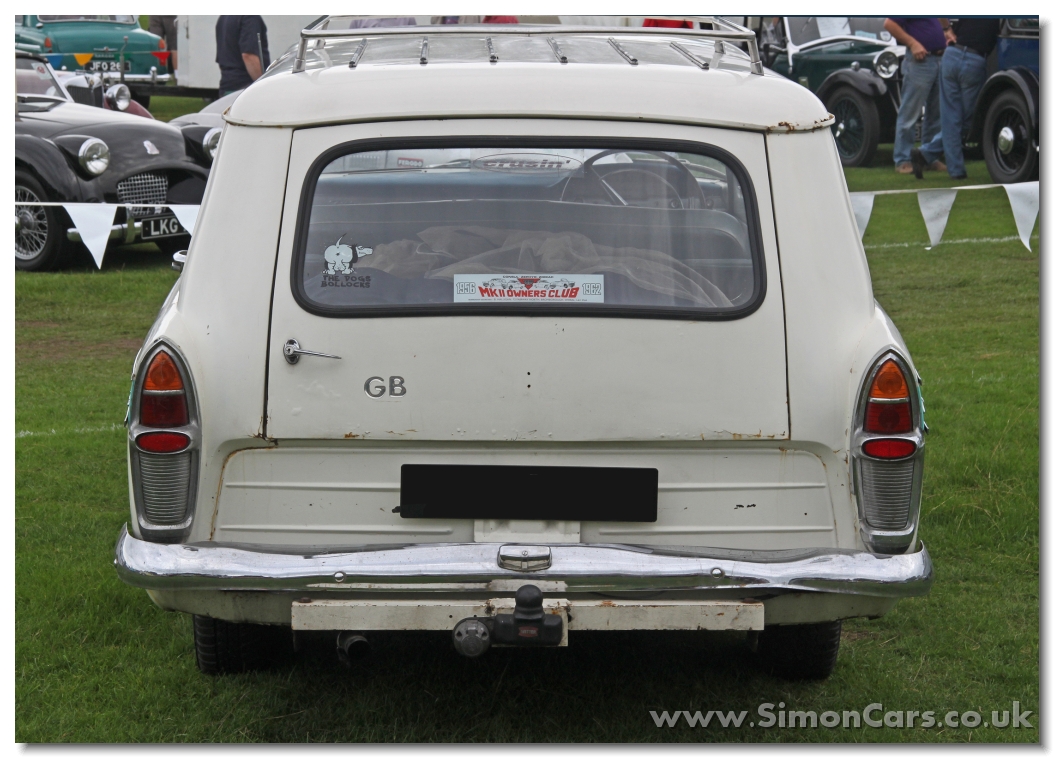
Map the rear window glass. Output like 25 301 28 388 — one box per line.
295 143 764 318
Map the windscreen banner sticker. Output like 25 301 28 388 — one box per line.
453 274 604 303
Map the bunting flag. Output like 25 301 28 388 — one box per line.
73 53 94 66
849 192 875 239
1003 181 1040 252
62 204 116 268
45 54 65 69
151 51 171 65
168 205 200 237
917 189 959 247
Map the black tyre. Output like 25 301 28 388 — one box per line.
15 169 73 271
756 620 842 680
983 88 1039 183
193 615 293 675
825 87 880 168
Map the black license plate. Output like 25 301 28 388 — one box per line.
141 215 186 239
399 464 658 521
88 58 131 72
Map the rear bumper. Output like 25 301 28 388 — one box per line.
114 525 933 599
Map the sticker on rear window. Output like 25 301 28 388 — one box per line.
453 274 604 303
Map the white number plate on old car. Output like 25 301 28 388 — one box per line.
141 215 186 239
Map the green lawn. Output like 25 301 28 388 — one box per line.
15 155 1038 742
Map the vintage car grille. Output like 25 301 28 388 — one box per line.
117 172 169 216
139 451 191 525
859 458 914 530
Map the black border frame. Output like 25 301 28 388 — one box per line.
290 136 767 321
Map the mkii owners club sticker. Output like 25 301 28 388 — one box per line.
453 274 605 303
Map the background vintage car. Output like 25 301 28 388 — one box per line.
15 14 170 104
967 18 1039 183
762 17 904 168
113 18 932 682
15 52 215 271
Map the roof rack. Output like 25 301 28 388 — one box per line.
291 16 763 75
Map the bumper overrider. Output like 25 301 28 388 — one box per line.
114 525 933 598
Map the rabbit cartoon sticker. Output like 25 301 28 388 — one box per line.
324 234 374 275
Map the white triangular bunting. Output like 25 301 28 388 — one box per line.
849 193 875 239
1003 181 1039 252
168 205 200 237
63 203 117 268
917 189 958 247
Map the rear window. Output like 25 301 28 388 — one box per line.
294 141 764 319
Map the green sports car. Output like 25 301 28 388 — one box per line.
15 15 171 86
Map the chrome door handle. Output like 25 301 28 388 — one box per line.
283 339 341 365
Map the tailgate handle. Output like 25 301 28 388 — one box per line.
283 338 341 365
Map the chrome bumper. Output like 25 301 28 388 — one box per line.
67 220 142 245
114 526 933 598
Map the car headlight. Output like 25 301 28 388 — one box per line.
874 50 899 79
78 137 110 175
105 83 131 111
203 127 222 162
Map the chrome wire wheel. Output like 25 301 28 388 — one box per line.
15 185 49 261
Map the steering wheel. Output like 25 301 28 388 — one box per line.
561 149 709 209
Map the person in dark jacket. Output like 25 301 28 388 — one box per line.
215 16 270 96
912 17 1001 179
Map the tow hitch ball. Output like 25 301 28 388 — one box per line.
451 584 563 658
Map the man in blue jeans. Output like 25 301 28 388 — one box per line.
912 18 1000 179
884 18 948 174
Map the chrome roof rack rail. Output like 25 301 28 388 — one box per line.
291 16 763 75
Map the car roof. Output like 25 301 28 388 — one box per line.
225 28 833 134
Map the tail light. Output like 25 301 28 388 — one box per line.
128 344 198 542
852 352 925 554
44 37 52 50
158 38 167 51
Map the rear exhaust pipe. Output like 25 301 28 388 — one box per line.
336 631 370 666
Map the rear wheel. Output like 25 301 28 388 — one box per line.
983 88 1038 183
15 170 72 271
193 615 293 675
756 620 842 680
825 87 880 168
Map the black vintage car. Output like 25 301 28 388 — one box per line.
15 51 219 271
761 17 904 167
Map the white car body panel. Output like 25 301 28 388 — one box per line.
265 119 788 444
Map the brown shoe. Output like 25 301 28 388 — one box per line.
895 162 914 174
926 160 947 172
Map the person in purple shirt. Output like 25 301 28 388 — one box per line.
884 18 949 174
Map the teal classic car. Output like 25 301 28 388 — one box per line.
761 17 905 167
14 15 170 90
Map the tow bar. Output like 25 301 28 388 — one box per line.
452 584 563 658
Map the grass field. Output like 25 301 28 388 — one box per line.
15 144 1039 741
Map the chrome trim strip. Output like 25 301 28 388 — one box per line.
114 525 933 598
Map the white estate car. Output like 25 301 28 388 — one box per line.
115 18 933 680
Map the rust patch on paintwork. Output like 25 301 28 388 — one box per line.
600 600 615 607
344 432 360 439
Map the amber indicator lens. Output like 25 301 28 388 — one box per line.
136 431 190 453
862 439 916 459
140 394 189 427
144 352 184 391
870 360 909 400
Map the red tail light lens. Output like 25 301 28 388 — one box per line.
140 394 188 427
863 360 912 434
862 439 917 459
865 402 912 434
136 431 190 453
140 351 189 427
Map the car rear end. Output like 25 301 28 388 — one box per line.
114 24 931 679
